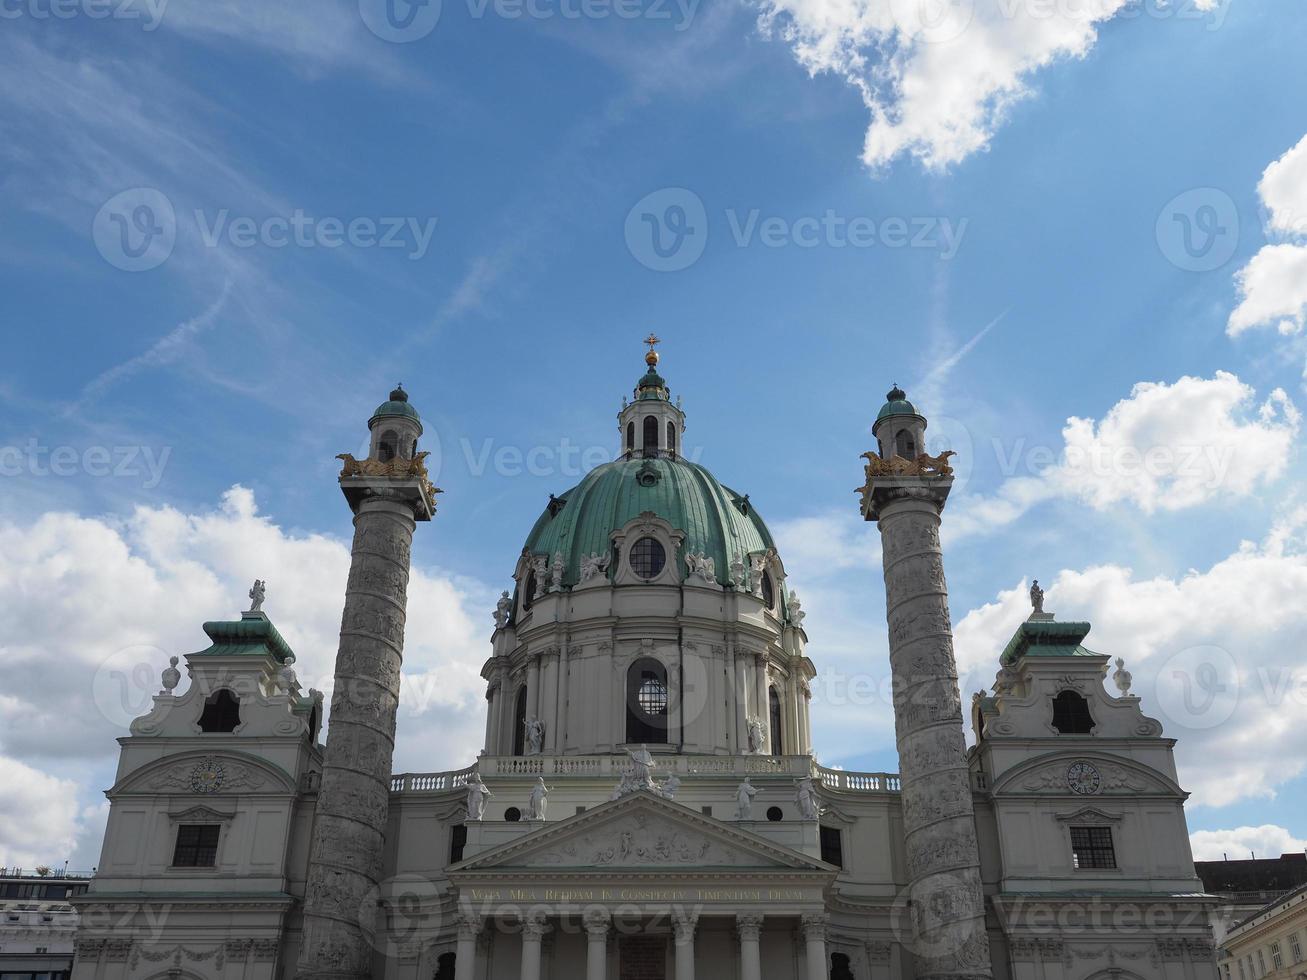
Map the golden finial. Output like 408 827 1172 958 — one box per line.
643 332 661 367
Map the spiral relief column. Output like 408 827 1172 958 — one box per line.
296 388 438 980
858 387 991 980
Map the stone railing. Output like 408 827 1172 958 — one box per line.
391 755 901 795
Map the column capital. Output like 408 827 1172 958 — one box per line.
736 914 764 941
865 940 893 962
583 910 611 939
672 910 699 941
522 912 549 941
455 910 484 941
800 913 828 943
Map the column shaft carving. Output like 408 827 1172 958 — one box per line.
297 494 420 979
872 489 991 980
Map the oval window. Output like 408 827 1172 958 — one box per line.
629 537 666 579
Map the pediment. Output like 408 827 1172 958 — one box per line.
451 792 833 873
113 750 296 796
993 753 1180 797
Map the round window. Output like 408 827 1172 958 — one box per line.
766 806 784 822
629 537 666 579
504 807 522 822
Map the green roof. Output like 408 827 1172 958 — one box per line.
1000 619 1097 665
875 385 922 423
522 456 780 596
370 386 421 426
192 612 296 664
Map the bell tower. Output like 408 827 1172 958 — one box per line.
295 387 440 980
618 333 686 458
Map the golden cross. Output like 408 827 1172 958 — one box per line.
643 333 661 353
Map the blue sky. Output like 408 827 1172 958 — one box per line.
2 0 1307 870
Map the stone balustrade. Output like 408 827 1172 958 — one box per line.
390 755 900 794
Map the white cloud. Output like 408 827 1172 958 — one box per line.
1190 825 1307 863
0 487 494 859
954 506 1307 808
0 757 82 869
751 0 1137 171
949 372 1299 538
1228 134 1307 338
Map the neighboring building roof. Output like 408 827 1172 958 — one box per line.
192 611 296 664
522 456 777 593
1000 619 1098 665
1198 852 1307 898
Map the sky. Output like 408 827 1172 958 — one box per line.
1 0 1306 872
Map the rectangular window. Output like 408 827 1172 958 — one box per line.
1069 826 1117 869
448 824 467 865
1290 934 1302 964
1272 943 1283 970
820 826 844 869
1239 959 1247 980
1258 950 1267 976
172 824 220 867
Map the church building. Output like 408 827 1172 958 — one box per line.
71 344 1220 980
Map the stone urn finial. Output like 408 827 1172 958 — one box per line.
160 656 181 695
1112 657 1133 696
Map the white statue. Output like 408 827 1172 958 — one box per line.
525 717 545 755
527 777 550 820
789 590 805 626
685 551 716 584
579 552 611 583
746 717 766 755
795 776 820 820
532 556 549 597
729 554 747 591
276 653 302 697
735 777 759 819
247 579 266 613
749 555 767 597
1113 657 1134 696
550 551 565 591
659 773 682 800
465 773 492 821
611 743 658 800
160 656 181 695
494 591 512 628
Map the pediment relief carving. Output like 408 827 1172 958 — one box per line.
115 752 294 796
996 755 1175 797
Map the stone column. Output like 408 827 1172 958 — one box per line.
520 913 547 980
738 914 764 980
753 653 769 752
297 488 425 980
802 915 827 980
526 653 542 738
454 912 481 980
673 911 698 980
861 465 991 980
732 641 749 751
584 911 609 980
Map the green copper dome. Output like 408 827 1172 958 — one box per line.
370 386 422 426
523 457 776 589
875 385 921 423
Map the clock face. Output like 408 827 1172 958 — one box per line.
1066 761 1101 795
190 758 226 794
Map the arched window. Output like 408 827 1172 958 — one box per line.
626 421 635 452
626 658 669 744
378 429 398 462
198 689 241 733
768 686 783 756
642 415 659 454
1051 690 1095 734
409 438 418 459
512 686 528 756
629 537 666 579
761 571 775 610
435 951 457 980
831 952 856 980
894 429 916 459
667 421 677 455
523 571 536 612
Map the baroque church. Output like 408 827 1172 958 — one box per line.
71 344 1220 980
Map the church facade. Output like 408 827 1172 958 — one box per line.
71 347 1220 980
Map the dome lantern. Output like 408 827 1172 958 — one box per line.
872 384 927 460
619 334 685 459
